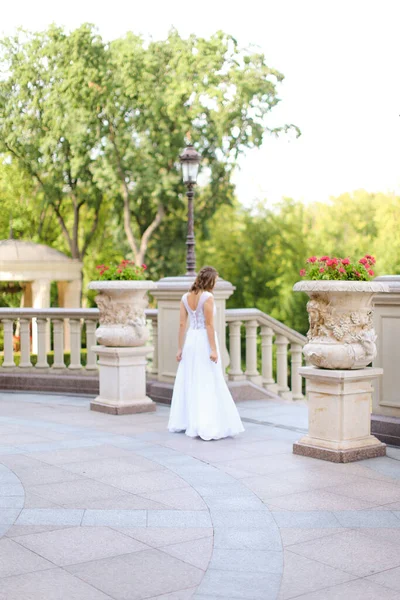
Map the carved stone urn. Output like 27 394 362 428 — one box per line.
88 281 157 347
293 280 389 369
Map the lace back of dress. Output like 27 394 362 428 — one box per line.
183 292 211 330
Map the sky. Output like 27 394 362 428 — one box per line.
2 0 400 206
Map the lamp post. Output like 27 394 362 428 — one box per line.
179 143 202 277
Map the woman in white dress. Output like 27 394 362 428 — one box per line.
168 266 244 441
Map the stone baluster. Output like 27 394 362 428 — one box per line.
52 319 65 369
228 321 244 380
244 320 261 383
260 326 277 391
148 315 158 376
19 318 32 368
85 319 98 371
36 318 49 368
69 319 82 370
275 334 292 399
291 343 304 400
2 319 15 368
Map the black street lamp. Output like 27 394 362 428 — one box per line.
179 142 202 277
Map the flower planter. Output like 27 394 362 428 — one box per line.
88 280 157 347
293 280 389 369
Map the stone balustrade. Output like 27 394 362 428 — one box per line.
0 307 305 400
226 308 307 400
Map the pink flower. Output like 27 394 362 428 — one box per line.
359 258 368 266
320 256 329 262
326 258 338 267
142 264 147 270
306 256 317 263
341 258 350 265
299 269 306 276
354 270 361 278
368 270 374 276
339 267 346 274
319 267 325 273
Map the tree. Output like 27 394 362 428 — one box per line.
0 25 107 259
0 25 298 265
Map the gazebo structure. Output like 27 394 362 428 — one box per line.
0 240 82 352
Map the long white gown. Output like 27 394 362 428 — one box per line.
168 291 245 441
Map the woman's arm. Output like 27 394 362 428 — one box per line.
204 297 218 363
176 300 188 362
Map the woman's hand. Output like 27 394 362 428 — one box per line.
210 350 218 364
176 349 183 362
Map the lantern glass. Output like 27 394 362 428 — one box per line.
181 160 199 184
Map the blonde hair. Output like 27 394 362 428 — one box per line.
190 266 218 293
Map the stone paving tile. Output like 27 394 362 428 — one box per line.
0 496 24 509
367 566 400 593
29 444 137 466
21 492 63 509
82 494 168 510
357 527 400 547
147 510 212 528
266 488 378 511
0 567 113 600
290 578 400 600
16 525 149 566
288 529 400 576
278 527 348 547
141 487 207 511
112 526 213 548
202 494 265 512
210 510 275 529
272 510 341 529
5 524 70 537
82 509 147 527
13 465 84 486
60 455 164 479
0 483 24 497
209 547 283 574
16 508 84 526
195 569 281 599
0 508 21 525
278 549 356 599
66 550 204 600
193 482 255 498
213 526 282 551
102 470 188 495
147 589 197 600
0 537 54 578
27 478 126 507
325 479 400 504
334 510 400 527
160 537 213 570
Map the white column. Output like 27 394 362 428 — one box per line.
260 326 277 391
68 319 82 370
244 320 261 383
85 319 97 371
36 318 49 368
19 318 32 368
2 319 15 368
91 346 156 414
52 319 65 369
291 343 304 400
31 278 51 355
228 321 244 380
276 334 292 400
58 279 82 352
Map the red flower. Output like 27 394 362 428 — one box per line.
116 269 122 273
319 267 325 273
341 258 350 265
354 270 361 278
306 256 317 263
359 258 368 266
299 269 306 276
142 264 147 270
326 258 338 267
339 267 346 274
320 256 329 262
368 270 374 276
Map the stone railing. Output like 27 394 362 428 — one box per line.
0 308 155 372
226 308 307 400
0 307 305 399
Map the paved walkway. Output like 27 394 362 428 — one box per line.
0 393 400 599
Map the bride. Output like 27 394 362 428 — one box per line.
168 266 244 441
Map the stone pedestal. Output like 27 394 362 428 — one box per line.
293 366 386 462
91 345 156 415
152 276 235 383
